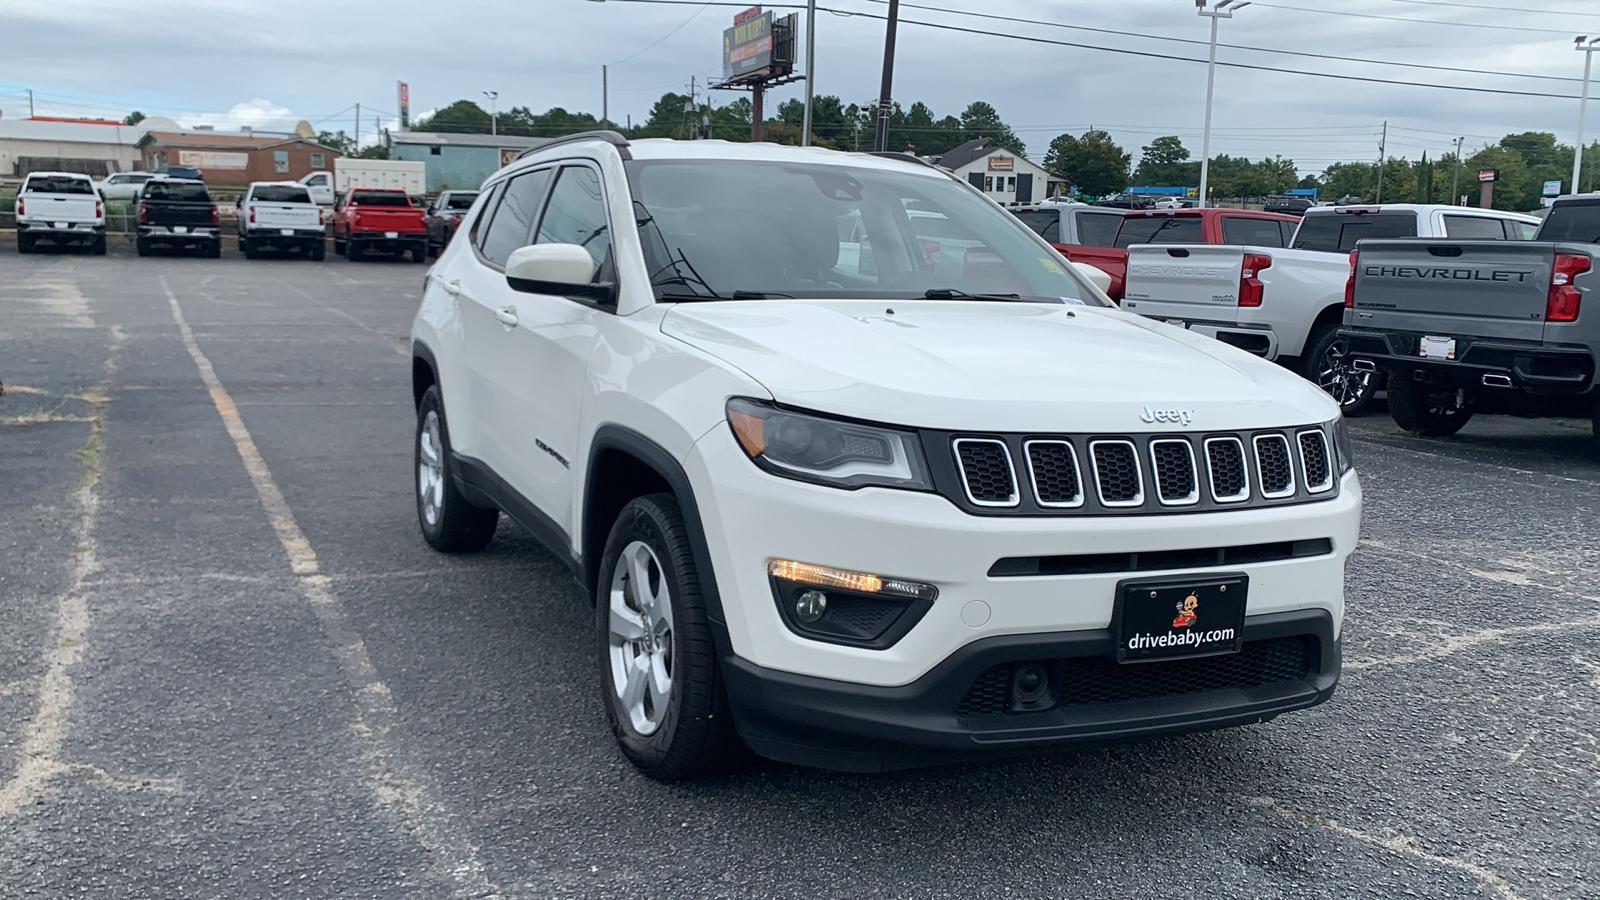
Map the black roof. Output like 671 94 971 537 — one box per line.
935 138 993 171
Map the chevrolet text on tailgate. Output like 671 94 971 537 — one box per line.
1342 194 1600 445
410 133 1362 779
1123 204 1541 414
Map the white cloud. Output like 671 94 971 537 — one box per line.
178 98 301 133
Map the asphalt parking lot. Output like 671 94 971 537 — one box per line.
2 242 1597 899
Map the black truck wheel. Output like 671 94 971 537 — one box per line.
1304 324 1377 415
135 236 151 257
1389 377 1474 437
242 236 259 259
310 241 326 262
1591 394 1600 453
17 233 34 254
207 240 222 259
90 235 107 256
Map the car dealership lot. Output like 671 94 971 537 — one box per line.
2 246 1597 898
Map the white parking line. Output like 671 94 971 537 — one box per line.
162 277 501 898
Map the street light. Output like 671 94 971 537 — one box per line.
1574 36 1599 196
483 90 499 136
1196 0 1248 209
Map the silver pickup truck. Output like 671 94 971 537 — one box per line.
1341 195 1599 445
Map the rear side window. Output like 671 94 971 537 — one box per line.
1280 221 1296 245
1537 203 1600 243
1010 210 1056 239
535 166 612 281
479 169 554 267
351 190 410 207
446 193 478 210
25 176 94 195
1116 216 1203 247
1220 216 1289 247
1442 215 1509 240
1040 218 1060 242
1507 221 1538 240
253 185 312 204
1292 211 1417 252
143 181 211 202
1074 211 1122 247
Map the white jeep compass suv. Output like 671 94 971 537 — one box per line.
410 133 1362 780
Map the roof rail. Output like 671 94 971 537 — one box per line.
513 130 631 162
866 150 941 171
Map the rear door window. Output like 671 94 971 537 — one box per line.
1442 214 1510 240
1116 215 1203 247
1507 220 1538 240
1220 216 1289 247
479 169 554 267
1010 210 1056 239
1073 210 1122 247
1292 211 1418 252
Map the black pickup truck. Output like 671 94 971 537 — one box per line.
135 178 222 257
1343 195 1600 446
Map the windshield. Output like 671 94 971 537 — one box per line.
1292 211 1417 252
25 176 94 195
446 193 479 210
143 181 211 202
352 191 411 207
624 158 1101 305
253 185 312 204
1536 203 1600 243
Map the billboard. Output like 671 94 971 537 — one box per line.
1477 169 1498 183
1543 179 1564 197
398 81 410 130
722 9 774 81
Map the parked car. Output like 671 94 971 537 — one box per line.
1152 197 1193 210
1263 196 1315 217
95 171 155 201
1096 193 1152 210
1342 193 1600 443
1009 202 1124 248
153 164 203 180
425 190 480 255
236 182 326 260
14 171 106 255
1052 207 1300 302
332 188 428 262
410 132 1360 780
136 177 221 257
1121 204 1542 412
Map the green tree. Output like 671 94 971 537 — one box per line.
1464 144 1529 210
414 100 493 134
1319 161 1377 202
959 101 1025 156
1045 130 1130 197
316 130 357 156
123 110 145 126
1132 136 1199 187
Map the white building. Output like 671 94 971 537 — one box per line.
0 118 150 179
932 139 1065 205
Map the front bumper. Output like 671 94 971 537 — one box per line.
725 608 1339 771
1342 327 1596 396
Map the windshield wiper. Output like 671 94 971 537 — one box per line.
730 291 795 300
921 288 1022 301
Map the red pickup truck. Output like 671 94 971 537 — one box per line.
332 188 429 263
1051 207 1300 302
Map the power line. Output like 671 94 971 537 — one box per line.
1248 2 1572 35
607 2 714 67
1377 0 1600 19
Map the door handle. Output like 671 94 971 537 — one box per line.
442 278 462 296
494 306 519 327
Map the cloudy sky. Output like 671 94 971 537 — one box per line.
2 0 1597 175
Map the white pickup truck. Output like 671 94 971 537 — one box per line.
1121 204 1541 411
236 182 326 260
14 171 106 255
298 159 427 205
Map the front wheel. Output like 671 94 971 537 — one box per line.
1303 324 1377 415
414 386 498 552
1389 377 1474 437
597 494 743 782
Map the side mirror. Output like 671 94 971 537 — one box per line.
1071 261 1114 296
505 244 615 303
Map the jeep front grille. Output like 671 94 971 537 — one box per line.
1149 439 1199 506
1254 434 1296 499
1298 430 1333 494
1024 440 1083 508
953 438 1018 507
1204 437 1250 503
1090 440 1143 507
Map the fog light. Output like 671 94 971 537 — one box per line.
795 590 828 623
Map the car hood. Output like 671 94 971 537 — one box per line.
659 300 1339 433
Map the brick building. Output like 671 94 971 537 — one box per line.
136 130 341 186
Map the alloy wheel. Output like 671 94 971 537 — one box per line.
607 540 675 737
1316 337 1373 410
417 410 446 527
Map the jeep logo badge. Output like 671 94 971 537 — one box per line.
1140 406 1193 426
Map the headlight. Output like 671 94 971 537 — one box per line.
1329 416 1354 475
726 398 933 491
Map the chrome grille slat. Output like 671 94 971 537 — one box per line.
1204 437 1250 503
1297 429 1333 494
1254 434 1297 499
1024 440 1084 508
1090 440 1144 507
1148 439 1199 506
953 438 1019 507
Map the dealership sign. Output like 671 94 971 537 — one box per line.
178 150 248 169
1478 169 1498 183
987 156 1015 172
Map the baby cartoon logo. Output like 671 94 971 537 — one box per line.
1172 593 1200 628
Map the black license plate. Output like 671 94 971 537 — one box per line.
1113 574 1247 662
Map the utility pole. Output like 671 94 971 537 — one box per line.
873 0 901 152
27 88 34 117
602 65 609 128
1375 120 1388 203
355 103 361 153
1196 0 1247 210
1574 37 1598 196
483 91 499 136
1450 135 1464 206
801 0 817 147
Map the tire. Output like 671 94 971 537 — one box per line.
17 234 33 254
414 386 498 553
1389 377 1475 437
1303 323 1377 415
242 236 258 260
1591 394 1600 453
346 242 362 261
135 236 151 257
412 245 429 264
207 240 222 259
310 241 326 262
90 235 107 256
334 236 347 255
597 494 744 782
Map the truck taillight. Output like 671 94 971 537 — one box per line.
210 205 219 224
1344 249 1359 308
137 201 147 223
1547 252 1589 323
14 197 22 216
95 200 103 218
1238 253 1271 307
248 206 256 224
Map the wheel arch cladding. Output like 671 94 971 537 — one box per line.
584 426 728 628
411 342 438 409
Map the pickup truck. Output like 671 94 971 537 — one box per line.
14 171 106 255
424 190 479 256
300 159 427 205
1341 194 1600 444
136 178 222 257
237 182 326 260
1121 204 1542 412
332 188 429 263
1048 207 1299 302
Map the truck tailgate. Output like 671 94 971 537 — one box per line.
351 208 424 233
1122 245 1245 324
1349 239 1553 343
22 193 99 223
250 204 321 230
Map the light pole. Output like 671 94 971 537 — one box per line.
801 0 817 147
1574 36 1599 195
873 0 900 152
483 90 499 136
1195 0 1247 209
